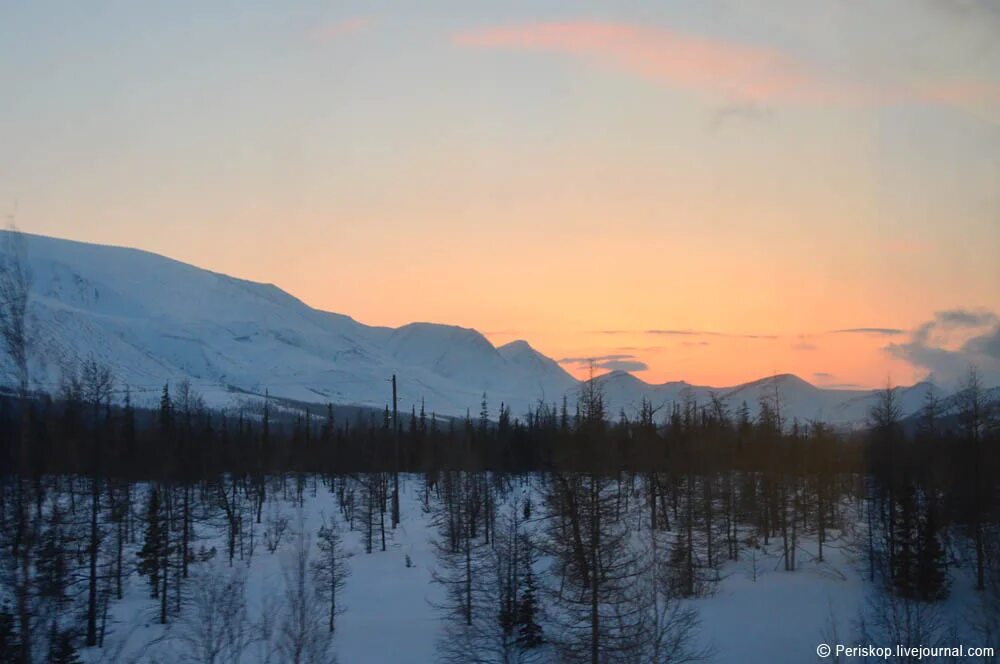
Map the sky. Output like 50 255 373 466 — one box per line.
1 0 999 389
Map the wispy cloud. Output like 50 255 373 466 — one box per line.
558 353 649 373
454 20 1000 113
598 326 911 341
645 329 712 336
646 329 776 339
598 359 649 372
559 353 635 364
886 308 1000 385
314 17 370 41
832 328 905 336
709 102 776 130
811 373 860 388
454 21 852 104
935 309 997 327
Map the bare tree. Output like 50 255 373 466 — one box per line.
855 589 952 663
311 514 351 633
958 366 992 445
958 366 994 590
434 496 546 664
970 528 1000 662
631 530 712 664
81 357 114 646
277 519 333 664
545 473 644 663
264 498 289 554
176 564 254 664
0 223 31 400
0 222 33 663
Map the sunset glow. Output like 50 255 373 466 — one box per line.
2 1 998 389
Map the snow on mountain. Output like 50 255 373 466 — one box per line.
588 371 709 418
587 372 944 429
2 231 578 418
0 231 963 426
917 384 1000 421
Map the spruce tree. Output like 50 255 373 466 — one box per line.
159 383 173 435
516 566 543 649
891 484 917 599
137 487 164 598
122 386 136 455
36 504 68 608
916 505 948 601
48 628 82 664
0 606 21 663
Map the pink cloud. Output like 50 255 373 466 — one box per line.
916 80 1000 108
315 17 369 41
454 21 1000 113
454 21 860 104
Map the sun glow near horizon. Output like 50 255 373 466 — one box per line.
1 1 998 390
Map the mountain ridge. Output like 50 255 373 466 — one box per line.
0 231 964 426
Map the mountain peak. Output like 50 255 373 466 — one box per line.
6 231 975 426
734 373 816 392
598 370 648 385
498 339 535 355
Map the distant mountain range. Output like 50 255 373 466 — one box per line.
0 231 977 427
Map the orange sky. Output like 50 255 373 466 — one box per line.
2 2 999 388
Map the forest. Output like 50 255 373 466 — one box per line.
0 357 997 662
1 227 999 663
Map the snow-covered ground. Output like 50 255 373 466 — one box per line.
76 474 991 664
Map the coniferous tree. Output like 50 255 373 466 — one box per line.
159 384 174 435
312 516 351 633
137 487 164 598
47 627 82 664
915 504 948 601
36 504 69 610
0 605 22 663
891 483 917 599
515 555 543 650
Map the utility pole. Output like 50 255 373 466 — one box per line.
392 374 400 527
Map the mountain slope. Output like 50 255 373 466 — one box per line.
0 231 966 426
2 231 579 417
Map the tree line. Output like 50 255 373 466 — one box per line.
2 227 1000 662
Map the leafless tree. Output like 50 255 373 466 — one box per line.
80 357 114 646
0 222 31 400
544 473 645 663
629 530 712 664
264 498 289 554
277 518 333 664
434 497 546 664
958 366 993 445
176 564 254 664
0 222 35 663
958 366 994 590
855 589 952 663
311 514 351 633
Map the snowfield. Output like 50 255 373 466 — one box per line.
2 231 950 428
80 475 988 664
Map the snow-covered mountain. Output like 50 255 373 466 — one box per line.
0 232 956 426
3 231 577 417
581 372 940 429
